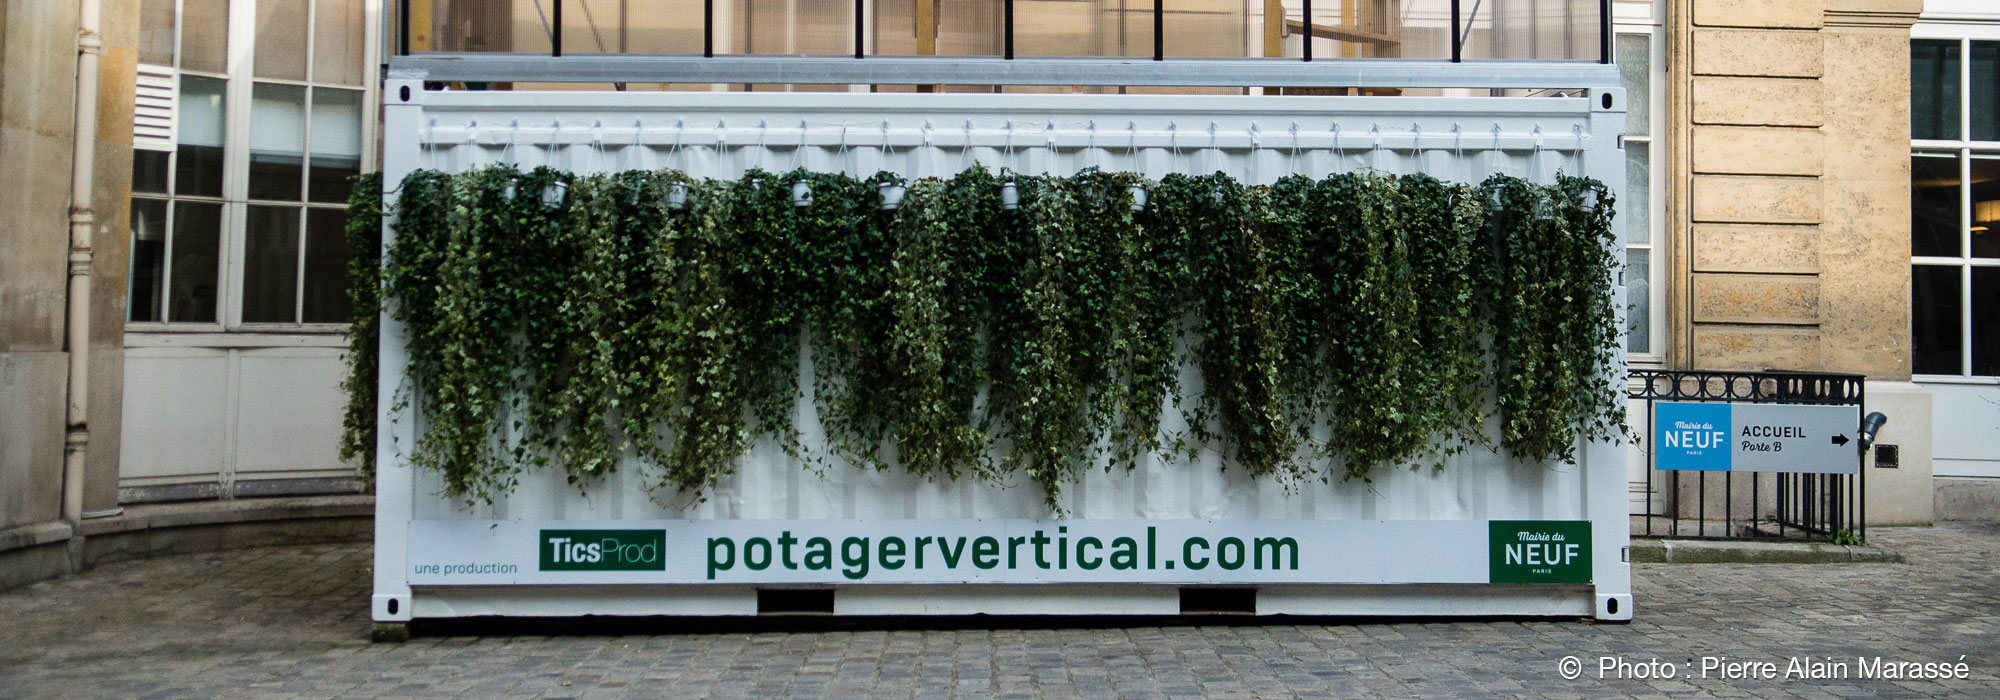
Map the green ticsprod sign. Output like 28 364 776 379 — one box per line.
540 529 666 571
1488 520 1591 584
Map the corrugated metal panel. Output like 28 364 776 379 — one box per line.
393 91 1621 526
133 64 176 152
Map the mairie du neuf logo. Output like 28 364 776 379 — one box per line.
539 529 666 571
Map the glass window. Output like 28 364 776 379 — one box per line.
1973 42 1998 143
427 0 553 53
1973 155 2000 259
1627 249 1650 353
139 0 177 66
1910 37 1998 377
255 0 311 81
1912 265 1961 375
250 84 308 201
314 0 368 85
1913 40 1961 141
554 0 704 54
243 206 303 323
182 0 231 74
1626 142 1649 245
133 150 170 194
1616 29 1659 359
1461 0 1603 61
1977 268 2000 376
177 76 227 197
1912 153 1961 258
303 209 355 323
168 202 224 324
128 199 169 322
416 0 1600 62
308 88 364 203
128 0 371 329
1617 34 1649 136
937 0 1005 56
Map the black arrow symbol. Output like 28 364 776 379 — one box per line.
1831 434 1851 447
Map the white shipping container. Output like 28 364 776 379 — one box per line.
374 85 1634 623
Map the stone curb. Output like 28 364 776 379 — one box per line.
1630 538 1904 564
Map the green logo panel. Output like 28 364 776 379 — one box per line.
539 529 666 571
1488 520 1591 584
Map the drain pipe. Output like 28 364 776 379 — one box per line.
63 0 103 527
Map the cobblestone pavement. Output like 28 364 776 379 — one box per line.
2 524 1996 699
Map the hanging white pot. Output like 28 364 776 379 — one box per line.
1580 188 1600 212
1000 179 1019 211
541 180 567 210
1129 184 1148 212
501 177 518 202
878 181 907 211
666 183 689 211
1486 186 1504 212
792 180 814 208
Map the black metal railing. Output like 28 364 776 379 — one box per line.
1628 369 1867 542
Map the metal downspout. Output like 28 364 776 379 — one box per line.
64 0 103 527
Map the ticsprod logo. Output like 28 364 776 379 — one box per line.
539 529 665 571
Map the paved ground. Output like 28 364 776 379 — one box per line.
2 524 1997 699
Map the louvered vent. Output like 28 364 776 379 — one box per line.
134 63 176 152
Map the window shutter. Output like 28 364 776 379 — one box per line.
134 63 177 152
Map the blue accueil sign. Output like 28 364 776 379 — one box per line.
1653 402 1860 474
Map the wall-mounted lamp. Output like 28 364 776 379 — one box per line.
1857 412 1888 449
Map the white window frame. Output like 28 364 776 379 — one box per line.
127 0 383 336
1912 18 2000 382
1614 0 1665 365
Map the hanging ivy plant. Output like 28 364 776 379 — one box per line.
338 172 383 484
795 170 895 471
723 169 812 453
996 174 1098 507
382 166 524 502
1397 173 1492 465
1261 174 1335 466
1313 174 1424 479
1487 174 1625 464
1555 174 1629 451
877 176 990 480
367 164 1627 509
604 169 687 473
653 179 751 495
1164 173 1301 480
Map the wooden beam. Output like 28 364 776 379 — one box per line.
917 0 936 91
411 0 434 52
1263 0 1284 58
1283 19 1400 48
916 0 937 55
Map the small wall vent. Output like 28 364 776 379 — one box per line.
134 63 177 152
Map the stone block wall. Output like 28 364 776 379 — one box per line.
1676 0 1922 379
